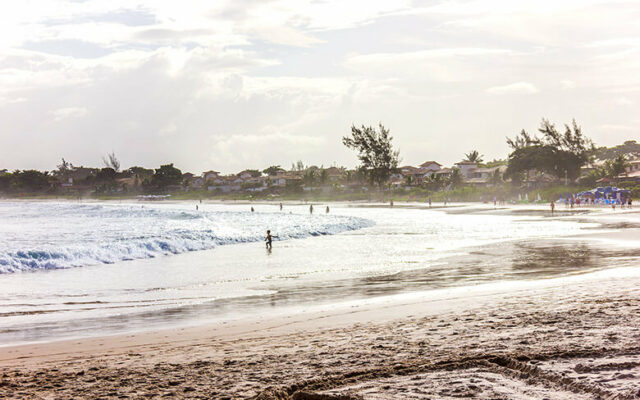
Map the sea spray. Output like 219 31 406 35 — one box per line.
0 202 373 273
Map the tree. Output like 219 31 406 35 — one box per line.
12 170 51 192
489 168 503 186
95 167 116 182
607 155 629 184
151 164 182 190
303 169 317 186
102 152 121 172
506 119 594 184
342 123 400 189
263 165 284 176
448 168 463 189
244 169 262 178
464 150 484 163
319 169 328 184
53 158 74 177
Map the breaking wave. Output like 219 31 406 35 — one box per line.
0 202 373 274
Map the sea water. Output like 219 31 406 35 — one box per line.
0 201 636 345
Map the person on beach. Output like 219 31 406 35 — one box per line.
265 230 277 250
550 200 555 214
251 206 254 212
390 199 394 207
196 205 198 211
279 203 283 211
428 198 432 208
326 206 330 214
309 204 314 214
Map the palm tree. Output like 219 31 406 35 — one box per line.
464 150 484 163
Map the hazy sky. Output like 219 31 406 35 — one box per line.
1 0 639 173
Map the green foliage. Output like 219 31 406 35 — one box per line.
447 168 463 189
464 150 484 163
102 152 120 172
244 169 262 178
127 166 154 178
595 140 640 160
95 167 116 182
506 119 594 184
11 170 51 192
151 164 182 190
342 123 400 189
263 165 284 176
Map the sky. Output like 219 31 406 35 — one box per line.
1 0 639 174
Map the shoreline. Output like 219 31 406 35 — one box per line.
2 203 639 399
2 264 639 398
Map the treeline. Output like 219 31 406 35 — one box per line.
0 157 184 195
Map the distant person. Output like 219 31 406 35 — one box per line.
550 200 555 215
196 205 198 211
326 206 330 214
309 204 313 214
444 198 447 206
629 198 633 208
251 206 254 212
390 199 394 207
428 198 432 208
265 230 277 250
279 202 283 211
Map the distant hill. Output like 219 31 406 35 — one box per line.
595 140 640 160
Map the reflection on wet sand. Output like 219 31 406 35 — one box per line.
4 238 638 344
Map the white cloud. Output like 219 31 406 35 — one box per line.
1 0 640 171
50 106 88 121
486 82 539 95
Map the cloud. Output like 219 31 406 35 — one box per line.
50 106 88 121
485 82 539 95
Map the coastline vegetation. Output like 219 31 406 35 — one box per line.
1 119 639 202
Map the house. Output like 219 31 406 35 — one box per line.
399 166 427 185
324 167 346 182
418 161 442 174
202 170 220 181
237 170 258 180
465 165 507 186
434 168 453 179
454 162 478 179
620 159 640 183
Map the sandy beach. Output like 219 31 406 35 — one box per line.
1 204 639 399
2 264 640 399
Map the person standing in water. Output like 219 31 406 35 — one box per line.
279 203 283 211
326 206 330 214
550 200 555 215
251 206 254 212
265 230 277 250
428 198 432 208
309 204 314 214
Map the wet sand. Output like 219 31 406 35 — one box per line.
2 267 640 399
2 206 639 399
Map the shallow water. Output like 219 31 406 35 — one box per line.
0 201 637 345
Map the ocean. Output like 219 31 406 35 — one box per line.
0 200 636 345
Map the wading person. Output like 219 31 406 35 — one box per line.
265 230 277 250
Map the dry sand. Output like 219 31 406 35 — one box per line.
1 266 640 399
